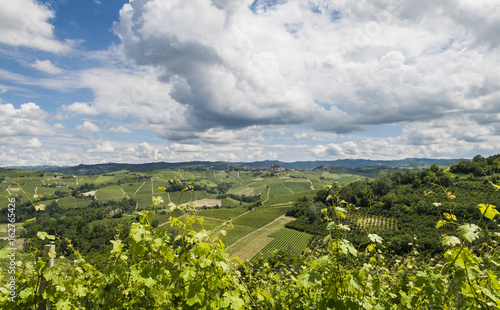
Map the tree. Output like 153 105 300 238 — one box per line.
473 154 485 162
473 166 486 177
372 176 393 196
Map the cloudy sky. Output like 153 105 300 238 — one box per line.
1 0 499 166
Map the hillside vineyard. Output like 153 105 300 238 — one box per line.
1 155 500 308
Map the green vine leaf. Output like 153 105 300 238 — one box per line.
436 220 447 229
490 181 500 191
443 212 457 221
477 203 500 220
34 204 46 211
340 239 358 256
441 235 461 247
368 233 383 244
458 224 481 243
37 231 55 240
24 217 36 225
152 196 164 206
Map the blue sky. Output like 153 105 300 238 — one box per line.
1 0 500 166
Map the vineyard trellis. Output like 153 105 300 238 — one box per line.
251 228 312 262
342 213 398 231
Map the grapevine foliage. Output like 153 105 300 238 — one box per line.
1 182 500 309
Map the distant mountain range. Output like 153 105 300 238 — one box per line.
5 158 467 175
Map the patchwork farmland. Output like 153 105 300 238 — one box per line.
0 165 373 264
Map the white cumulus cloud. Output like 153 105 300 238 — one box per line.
0 0 72 53
110 126 131 133
89 141 114 153
63 102 98 115
109 0 500 148
76 121 100 132
0 102 53 137
30 60 63 74
25 137 42 148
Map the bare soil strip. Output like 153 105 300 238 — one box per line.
281 181 294 194
270 201 294 206
133 181 146 197
119 186 130 198
186 199 222 208
83 190 96 197
237 171 243 182
210 209 252 233
307 178 315 190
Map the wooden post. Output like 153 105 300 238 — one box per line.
457 291 463 306
38 245 55 310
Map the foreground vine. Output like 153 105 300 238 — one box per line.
1 181 499 309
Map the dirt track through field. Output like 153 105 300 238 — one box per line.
119 186 130 198
133 181 146 197
210 209 252 233
307 178 315 190
281 181 294 194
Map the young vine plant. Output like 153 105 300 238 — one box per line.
1 180 499 309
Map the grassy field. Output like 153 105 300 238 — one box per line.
220 224 256 248
262 190 319 206
0 236 25 268
96 185 127 201
182 217 225 232
77 175 101 184
282 180 312 193
228 216 296 262
88 216 135 228
52 197 92 209
0 223 9 238
207 206 293 249
120 181 144 197
231 206 290 228
197 207 248 221
168 191 195 205
34 186 56 196
221 198 238 207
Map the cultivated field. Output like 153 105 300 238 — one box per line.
0 166 372 263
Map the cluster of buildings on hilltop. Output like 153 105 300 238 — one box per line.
104 207 123 215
